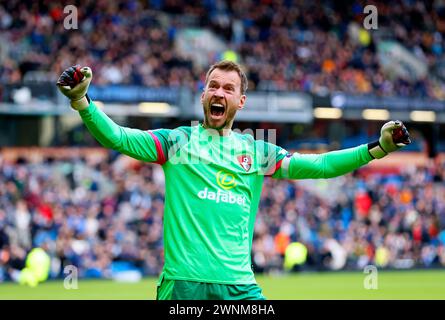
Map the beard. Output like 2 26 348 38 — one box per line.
203 101 238 131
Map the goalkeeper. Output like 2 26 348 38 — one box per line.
57 61 411 300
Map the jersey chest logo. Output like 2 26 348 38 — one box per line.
237 154 252 172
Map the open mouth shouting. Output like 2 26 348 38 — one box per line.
209 102 226 120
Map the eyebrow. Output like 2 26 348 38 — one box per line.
208 80 236 88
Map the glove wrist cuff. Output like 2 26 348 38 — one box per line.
368 140 388 159
70 95 89 111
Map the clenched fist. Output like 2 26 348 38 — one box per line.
56 65 93 110
368 120 411 159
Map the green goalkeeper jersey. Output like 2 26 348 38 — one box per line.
79 100 373 284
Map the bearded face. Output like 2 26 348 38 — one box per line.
201 68 246 131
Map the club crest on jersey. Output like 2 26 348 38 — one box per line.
237 155 252 172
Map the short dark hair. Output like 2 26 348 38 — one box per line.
205 60 248 95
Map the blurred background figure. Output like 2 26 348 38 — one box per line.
11 247 51 287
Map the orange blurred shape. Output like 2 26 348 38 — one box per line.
400 189 412 204
322 59 336 73
274 232 290 255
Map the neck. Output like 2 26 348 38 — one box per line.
202 120 233 136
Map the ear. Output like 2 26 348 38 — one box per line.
200 91 205 104
238 95 246 110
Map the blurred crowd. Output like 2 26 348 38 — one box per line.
1 0 445 98
1 149 444 282
254 158 445 272
0 150 166 280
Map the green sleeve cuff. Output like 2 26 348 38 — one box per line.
360 143 375 163
78 98 96 117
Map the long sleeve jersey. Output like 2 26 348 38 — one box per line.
79 100 373 284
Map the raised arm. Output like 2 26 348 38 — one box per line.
274 121 411 180
79 99 163 162
277 144 372 179
56 65 165 163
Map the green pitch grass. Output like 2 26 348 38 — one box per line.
0 270 444 300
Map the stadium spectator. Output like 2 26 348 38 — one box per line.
1 0 445 99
